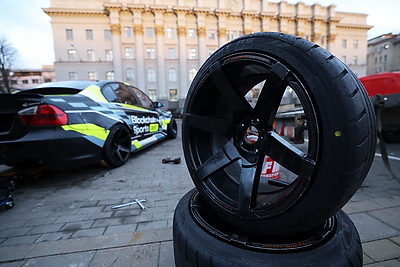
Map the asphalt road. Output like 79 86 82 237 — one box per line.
0 120 399 266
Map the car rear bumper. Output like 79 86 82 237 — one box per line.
0 128 102 171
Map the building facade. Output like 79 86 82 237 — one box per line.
367 33 400 75
10 65 55 91
44 0 371 109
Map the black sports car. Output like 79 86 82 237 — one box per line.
0 81 177 170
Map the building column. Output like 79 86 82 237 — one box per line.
198 27 207 64
261 14 272 32
196 11 207 65
107 6 123 81
327 5 339 52
242 12 256 35
111 24 123 81
216 12 227 47
132 9 145 90
176 11 188 100
155 23 167 99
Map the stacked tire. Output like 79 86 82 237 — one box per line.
173 32 376 266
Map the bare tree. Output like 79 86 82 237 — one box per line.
0 36 17 94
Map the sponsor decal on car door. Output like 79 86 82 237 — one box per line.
130 113 159 135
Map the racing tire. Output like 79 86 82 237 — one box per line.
167 117 178 139
173 189 363 267
102 124 132 168
182 32 376 237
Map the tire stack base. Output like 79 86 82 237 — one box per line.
173 189 362 267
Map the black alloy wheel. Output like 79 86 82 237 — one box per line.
182 32 376 237
102 124 131 168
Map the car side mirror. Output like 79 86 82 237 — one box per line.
153 101 164 108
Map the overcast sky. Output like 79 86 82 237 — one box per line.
0 0 398 69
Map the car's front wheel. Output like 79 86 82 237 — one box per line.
167 117 178 139
102 124 131 168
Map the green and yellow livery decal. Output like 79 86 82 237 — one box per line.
62 123 110 147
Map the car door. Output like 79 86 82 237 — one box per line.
128 85 161 139
102 82 160 140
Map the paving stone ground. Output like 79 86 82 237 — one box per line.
0 120 399 266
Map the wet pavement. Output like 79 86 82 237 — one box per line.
0 120 399 266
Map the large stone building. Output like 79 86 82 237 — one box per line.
44 0 371 109
367 33 400 75
10 65 55 91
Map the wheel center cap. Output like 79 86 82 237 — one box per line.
235 117 266 160
244 125 260 145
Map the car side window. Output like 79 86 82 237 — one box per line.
102 85 119 103
114 83 140 106
132 87 153 109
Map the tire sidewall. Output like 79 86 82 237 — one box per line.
173 189 362 267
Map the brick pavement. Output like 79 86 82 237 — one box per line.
0 120 399 266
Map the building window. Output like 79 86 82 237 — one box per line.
45 78 52 83
88 72 97 80
189 68 197 82
188 48 197 59
384 55 387 63
375 57 378 65
227 30 241 41
22 80 29 84
168 68 177 81
106 71 114 80
86 29 93 40
87 49 96 61
146 48 155 59
125 47 133 59
169 89 178 101
147 68 156 82
353 40 358 49
105 49 113 61
69 72 78 80
167 27 175 39
11 80 17 85
352 56 358 65
146 27 155 38
188 28 196 39
124 27 132 38
342 39 347 48
68 49 78 61
148 89 157 101
126 68 135 82
32 79 39 84
168 48 176 59
66 29 73 40
104 29 112 40
208 29 216 40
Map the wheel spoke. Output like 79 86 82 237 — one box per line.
254 62 289 125
195 142 241 181
114 146 123 161
264 131 315 178
185 113 232 134
210 62 252 112
118 146 130 154
238 159 262 216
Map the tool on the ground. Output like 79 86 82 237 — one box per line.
111 199 148 211
162 157 181 164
